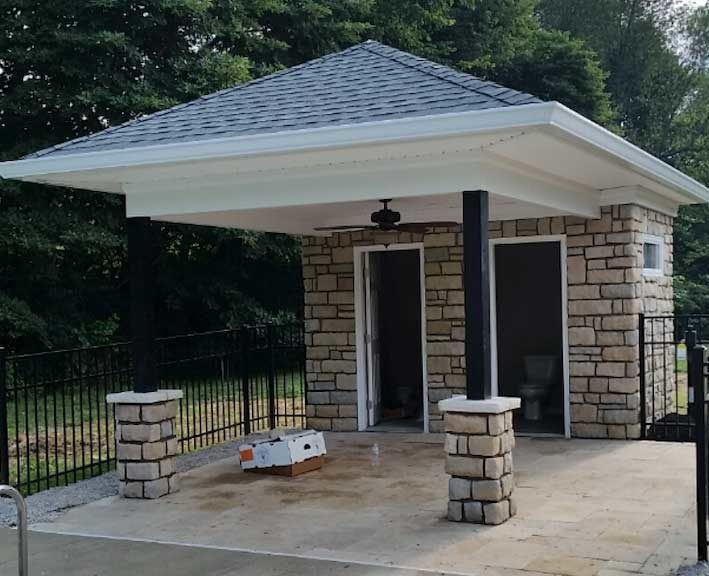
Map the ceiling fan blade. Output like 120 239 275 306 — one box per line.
312 224 374 231
396 221 459 232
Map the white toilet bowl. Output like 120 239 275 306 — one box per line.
519 356 558 422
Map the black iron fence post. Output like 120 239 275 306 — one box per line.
639 313 646 440
689 330 708 562
0 347 9 485
267 324 277 430
241 328 251 436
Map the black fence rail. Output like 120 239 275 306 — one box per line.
640 314 709 441
0 323 306 494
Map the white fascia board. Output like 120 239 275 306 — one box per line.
0 103 554 180
546 103 709 204
2 100 707 205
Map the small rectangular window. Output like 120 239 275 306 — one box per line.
642 235 663 276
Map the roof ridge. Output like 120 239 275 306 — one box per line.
27 42 371 160
358 41 535 107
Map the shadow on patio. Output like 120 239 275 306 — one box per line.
30 433 696 576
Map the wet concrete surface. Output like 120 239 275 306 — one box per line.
27 433 699 575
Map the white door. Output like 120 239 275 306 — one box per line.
364 252 382 426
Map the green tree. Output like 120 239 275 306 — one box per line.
0 0 299 352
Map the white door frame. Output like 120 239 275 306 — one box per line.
489 235 571 438
353 243 429 432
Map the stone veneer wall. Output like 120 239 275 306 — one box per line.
302 204 673 439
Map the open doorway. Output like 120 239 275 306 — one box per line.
491 238 569 436
359 246 426 432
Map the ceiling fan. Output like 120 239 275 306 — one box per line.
313 199 458 233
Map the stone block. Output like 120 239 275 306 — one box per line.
503 452 513 474
569 300 613 316
335 374 357 391
472 479 502 501
484 457 504 479
602 409 638 424
120 482 143 498
488 414 505 435
449 477 472 500
569 327 596 346
500 431 514 453
116 442 141 461
567 256 586 284
332 418 357 431
143 478 169 499
467 435 501 457
463 501 483 523
142 441 167 461
160 420 174 438
447 501 463 522
445 413 487 434
160 458 176 477
126 462 160 481
483 500 510 525
509 496 518 518
116 405 141 423
137 403 170 424
166 437 179 456
168 475 180 493
500 474 514 498
121 423 162 443
602 346 637 362
444 434 458 455
445 456 483 478
587 269 625 284
596 362 625 378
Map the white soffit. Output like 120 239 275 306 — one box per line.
1 102 707 215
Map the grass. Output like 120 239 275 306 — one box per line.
4 372 305 494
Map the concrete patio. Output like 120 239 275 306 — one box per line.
27 433 697 576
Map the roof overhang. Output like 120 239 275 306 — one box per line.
1 102 707 233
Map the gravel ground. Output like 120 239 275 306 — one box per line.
675 563 709 576
0 436 252 527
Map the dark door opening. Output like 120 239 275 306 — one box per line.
366 249 423 430
494 241 565 435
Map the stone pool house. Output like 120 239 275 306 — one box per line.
1 42 707 521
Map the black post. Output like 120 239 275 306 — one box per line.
463 190 492 400
241 328 251 435
639 313 646 439
689 331 708 562
0 348 9 485
267 325 277 430
127 217 157 393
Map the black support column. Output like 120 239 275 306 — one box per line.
127 217 157 393
463 190 492 400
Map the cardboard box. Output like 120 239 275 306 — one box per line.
239 430 326 476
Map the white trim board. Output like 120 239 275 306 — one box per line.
2 102 707 206
489 235 571 438
353 243 428 432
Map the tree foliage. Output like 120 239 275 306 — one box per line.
2 0 709 350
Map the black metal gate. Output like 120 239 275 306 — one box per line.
640 314 709 441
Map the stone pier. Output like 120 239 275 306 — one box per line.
440 396 520 525
107 390 183 499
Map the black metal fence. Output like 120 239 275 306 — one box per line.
688 333 709 562
0 323 306 494
640 314 709 441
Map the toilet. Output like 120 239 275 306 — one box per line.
519 355 558 421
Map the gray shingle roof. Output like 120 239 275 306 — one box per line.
26 41 543 159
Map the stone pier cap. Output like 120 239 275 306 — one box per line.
107 390 184 405
438 395 521 415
